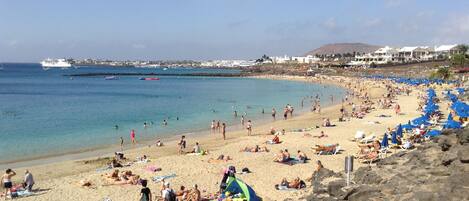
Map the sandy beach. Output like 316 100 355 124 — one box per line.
1 75 431 201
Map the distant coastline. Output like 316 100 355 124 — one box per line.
64 72 244 77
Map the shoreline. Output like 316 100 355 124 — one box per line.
3 74 429 201
0 75 344 170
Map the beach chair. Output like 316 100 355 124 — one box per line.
378 147 389 158
359 153 379 165
359 135 375 144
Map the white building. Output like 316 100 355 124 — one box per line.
398 46 435 62
349 46 399 66
434 44 460 58
271 55 320 64
349 44 463 66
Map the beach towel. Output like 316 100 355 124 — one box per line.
266 140 282 144
152 174 176 183
145 165 162 172
276 158 304 166
11 190 33 198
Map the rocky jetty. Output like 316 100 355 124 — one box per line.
303 128 469 201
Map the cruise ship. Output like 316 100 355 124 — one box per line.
40 59 72 69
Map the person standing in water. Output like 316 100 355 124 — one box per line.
233 110 237 117
241 115 245 126
221 123 226 140
120 137 124 151
216 120 221 133
130 129 136 145
272 108 276 120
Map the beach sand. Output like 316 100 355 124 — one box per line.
2 75 425 201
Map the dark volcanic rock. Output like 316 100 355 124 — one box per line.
437 136 452 151
347 186 383 201
353 166 383 184
327 179 346 197
441 150 458 166
457 145 469 163
304 128 469 201
456 129 469 145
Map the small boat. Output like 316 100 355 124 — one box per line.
163 67 168 71
105 76 119 80
139 77 160 81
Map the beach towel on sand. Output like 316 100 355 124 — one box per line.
152 174 176 183
276 158 305 166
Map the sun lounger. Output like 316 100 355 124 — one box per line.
359 152 379 164
359 135 376 144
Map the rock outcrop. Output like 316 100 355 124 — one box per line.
302 128 469 201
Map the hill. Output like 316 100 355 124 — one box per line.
305 43 381 56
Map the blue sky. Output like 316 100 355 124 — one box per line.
0 0 468 62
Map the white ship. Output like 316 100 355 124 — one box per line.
40 59 72 69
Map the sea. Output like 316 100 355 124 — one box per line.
0 63 346 165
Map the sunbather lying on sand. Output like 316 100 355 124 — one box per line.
312 131 328 138
312 144 338 153
208 155 232 163
136 155 149 163
275 177 306 190
240 145 269 152
103 169 120 180
104 170 141 185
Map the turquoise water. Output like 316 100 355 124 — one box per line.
0 63 345 163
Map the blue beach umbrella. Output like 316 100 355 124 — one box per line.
391 131 398 144
381 133 389 148
401 123 415 131
443 120 461 129
396 124 403 137
424 130 442 138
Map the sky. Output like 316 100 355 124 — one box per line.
0 0 469 62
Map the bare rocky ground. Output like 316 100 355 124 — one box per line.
301 128 469 201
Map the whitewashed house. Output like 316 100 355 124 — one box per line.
434 44 460 58
349 46 399 66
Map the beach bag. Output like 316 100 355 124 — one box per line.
140 193 149 201
165 190 176 201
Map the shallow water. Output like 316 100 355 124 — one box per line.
0 63 345 163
